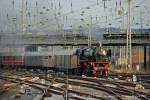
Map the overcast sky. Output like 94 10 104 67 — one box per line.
0 0 150 34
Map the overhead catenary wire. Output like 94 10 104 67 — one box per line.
0 0 148 33
0 0 147 35
8 0 146 33
38 0 147 32
29 0 103 29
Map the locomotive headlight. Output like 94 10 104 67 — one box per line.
102 50 106 56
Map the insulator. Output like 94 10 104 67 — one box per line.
36 1 38 7
43 6 46 9
40 12 43 14
46 9 49 11
59 1 61 9
12 0 14 8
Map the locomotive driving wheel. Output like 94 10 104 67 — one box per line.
82 64 93 76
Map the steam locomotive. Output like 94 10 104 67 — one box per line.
0 46 111 76
75 46 111 76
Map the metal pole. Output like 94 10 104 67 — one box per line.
88 16 92 47
128 0 132 68
22 0 27 33
144 46 146 69
140 10 143 34
149 46 150 70
119 46 122 67
139 9 143 68
126 0 132 68
138 46 141 67
126 7 129 68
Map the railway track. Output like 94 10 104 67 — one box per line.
109 73 150 81
0 69 150 100
108 73 150 89
0 75 107 100
46 75 150 100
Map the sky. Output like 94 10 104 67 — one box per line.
0 0 150 34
